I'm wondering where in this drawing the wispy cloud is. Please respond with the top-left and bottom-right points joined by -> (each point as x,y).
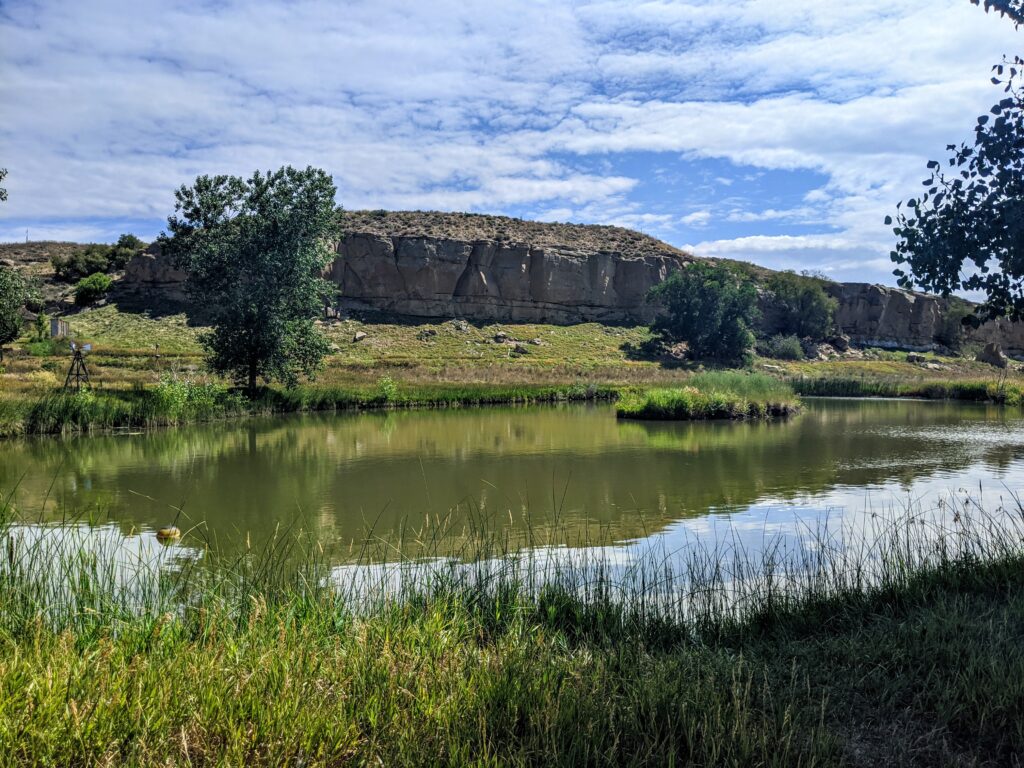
0,0 -> 1019,286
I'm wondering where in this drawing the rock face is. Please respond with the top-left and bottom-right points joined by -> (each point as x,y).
120,211 -> 1024,354
826,282 -> 1024,358
827,283 -> 946,352
327,233 -> 687,323
119,245 -> 188,303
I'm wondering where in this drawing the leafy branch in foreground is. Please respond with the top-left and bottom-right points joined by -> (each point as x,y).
971,0 -> 1024,26
889,55 -> 1024,324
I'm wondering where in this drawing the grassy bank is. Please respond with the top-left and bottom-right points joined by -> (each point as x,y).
1,497 -> 1023,765
790,374 -> 1024,404
616,371 -> 800,420
0,379 -> 619,438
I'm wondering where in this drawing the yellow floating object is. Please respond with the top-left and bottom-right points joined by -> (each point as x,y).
156,526 -> 181,542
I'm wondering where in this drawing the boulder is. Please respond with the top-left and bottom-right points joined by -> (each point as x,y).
906,353 -> 927,363
352,331 -> 367,343
976,341 -> 1008,368
827,334 -> 851,352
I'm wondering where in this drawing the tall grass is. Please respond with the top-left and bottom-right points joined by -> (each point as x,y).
2,489 -> 1023,764
616,371 -> 799,420
0,380 -> 619,438
791,374 -> 1024,404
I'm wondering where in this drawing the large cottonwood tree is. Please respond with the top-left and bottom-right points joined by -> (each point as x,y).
163,166 -> 339,391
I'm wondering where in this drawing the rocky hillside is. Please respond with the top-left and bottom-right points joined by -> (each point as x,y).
340,211 -> 687,259
11,214 -> 1024,356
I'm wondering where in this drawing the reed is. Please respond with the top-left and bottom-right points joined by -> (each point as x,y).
790,374 -> 1024,404
1,488 -> 1022,765
616,371 -> 799,420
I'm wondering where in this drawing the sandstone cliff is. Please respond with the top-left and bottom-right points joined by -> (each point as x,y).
119,210 -> 1024,355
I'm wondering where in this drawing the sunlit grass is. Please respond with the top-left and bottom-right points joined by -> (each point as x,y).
616,372 -> 799,420
1,490 -> 1023,765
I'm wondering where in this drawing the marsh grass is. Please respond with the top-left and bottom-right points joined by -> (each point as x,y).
616,372 -> 799,420
1,486 -> 1023,765
790,374 -> 1024,404
0,381 -> 620,438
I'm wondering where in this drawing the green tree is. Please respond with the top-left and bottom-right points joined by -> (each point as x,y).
648,261 -> 759,365
766,271 -> 837,339
52,234 -> 146,281
163,166 -> 339,392
108,233 -> 145,270
0,267 -> 30,362
74,273 -> 113,306
890,3 -> 1022,323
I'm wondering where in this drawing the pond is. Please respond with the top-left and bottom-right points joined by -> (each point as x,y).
2,398 -> 1024,575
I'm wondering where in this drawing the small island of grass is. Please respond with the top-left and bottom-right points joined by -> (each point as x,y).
616,371 -> 800,421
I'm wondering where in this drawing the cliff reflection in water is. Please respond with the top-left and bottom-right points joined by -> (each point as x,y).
1,399 -> 1023,563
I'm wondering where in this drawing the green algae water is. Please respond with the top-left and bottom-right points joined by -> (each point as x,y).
2,398 -> 1023,566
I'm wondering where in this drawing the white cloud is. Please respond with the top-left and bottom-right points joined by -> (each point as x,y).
0,0 -> 1020,286
681,210 -> 712,227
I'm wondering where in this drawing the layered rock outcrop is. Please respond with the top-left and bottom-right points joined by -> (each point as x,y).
120,211 -> 1024,355
328,233 -> 687,323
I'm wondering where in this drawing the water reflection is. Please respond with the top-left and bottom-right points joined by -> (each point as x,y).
0,399 -> 1022,564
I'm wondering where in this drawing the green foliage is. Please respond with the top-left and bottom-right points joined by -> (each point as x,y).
758,333 -> 805,360
52,234 -> 145,281
163,166 -> 340,391
377,375 -> 398,402
765,271 -> 837,339
790,375 -> 1024,405
937,298 -> 973,350
0,267 -> 31,360
31,313 -> 48,342
73,272 -> 112,306
4,500 -> 1024,763
617,372 -> 798,420
890,56 -> 1024,322
648,261 -> 759,365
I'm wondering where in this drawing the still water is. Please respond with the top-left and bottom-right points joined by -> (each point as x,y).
2,398 -> 1023,569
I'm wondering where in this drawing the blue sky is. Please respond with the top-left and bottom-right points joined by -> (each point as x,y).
0,0 -> 1020,286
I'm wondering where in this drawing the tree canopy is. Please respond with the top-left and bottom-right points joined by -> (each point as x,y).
889,57 -> 1024,323
648,261 -> 759,365
163,166 -> 340,391
765,271 -> 837,339
0,267 -> 32,362
971,0 -> 1024,26
890,1 -> 1024,322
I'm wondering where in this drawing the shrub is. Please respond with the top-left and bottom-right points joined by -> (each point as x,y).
765,271 -> 837,340
937,298 -> 973,351
32,312 -> 48,342
52,234 -> 145,281
378,375 -> 398,402
0,266 -> 32,361
648,262 -> 759,365
73,273 -> 113,306
758,334 -> 805,360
